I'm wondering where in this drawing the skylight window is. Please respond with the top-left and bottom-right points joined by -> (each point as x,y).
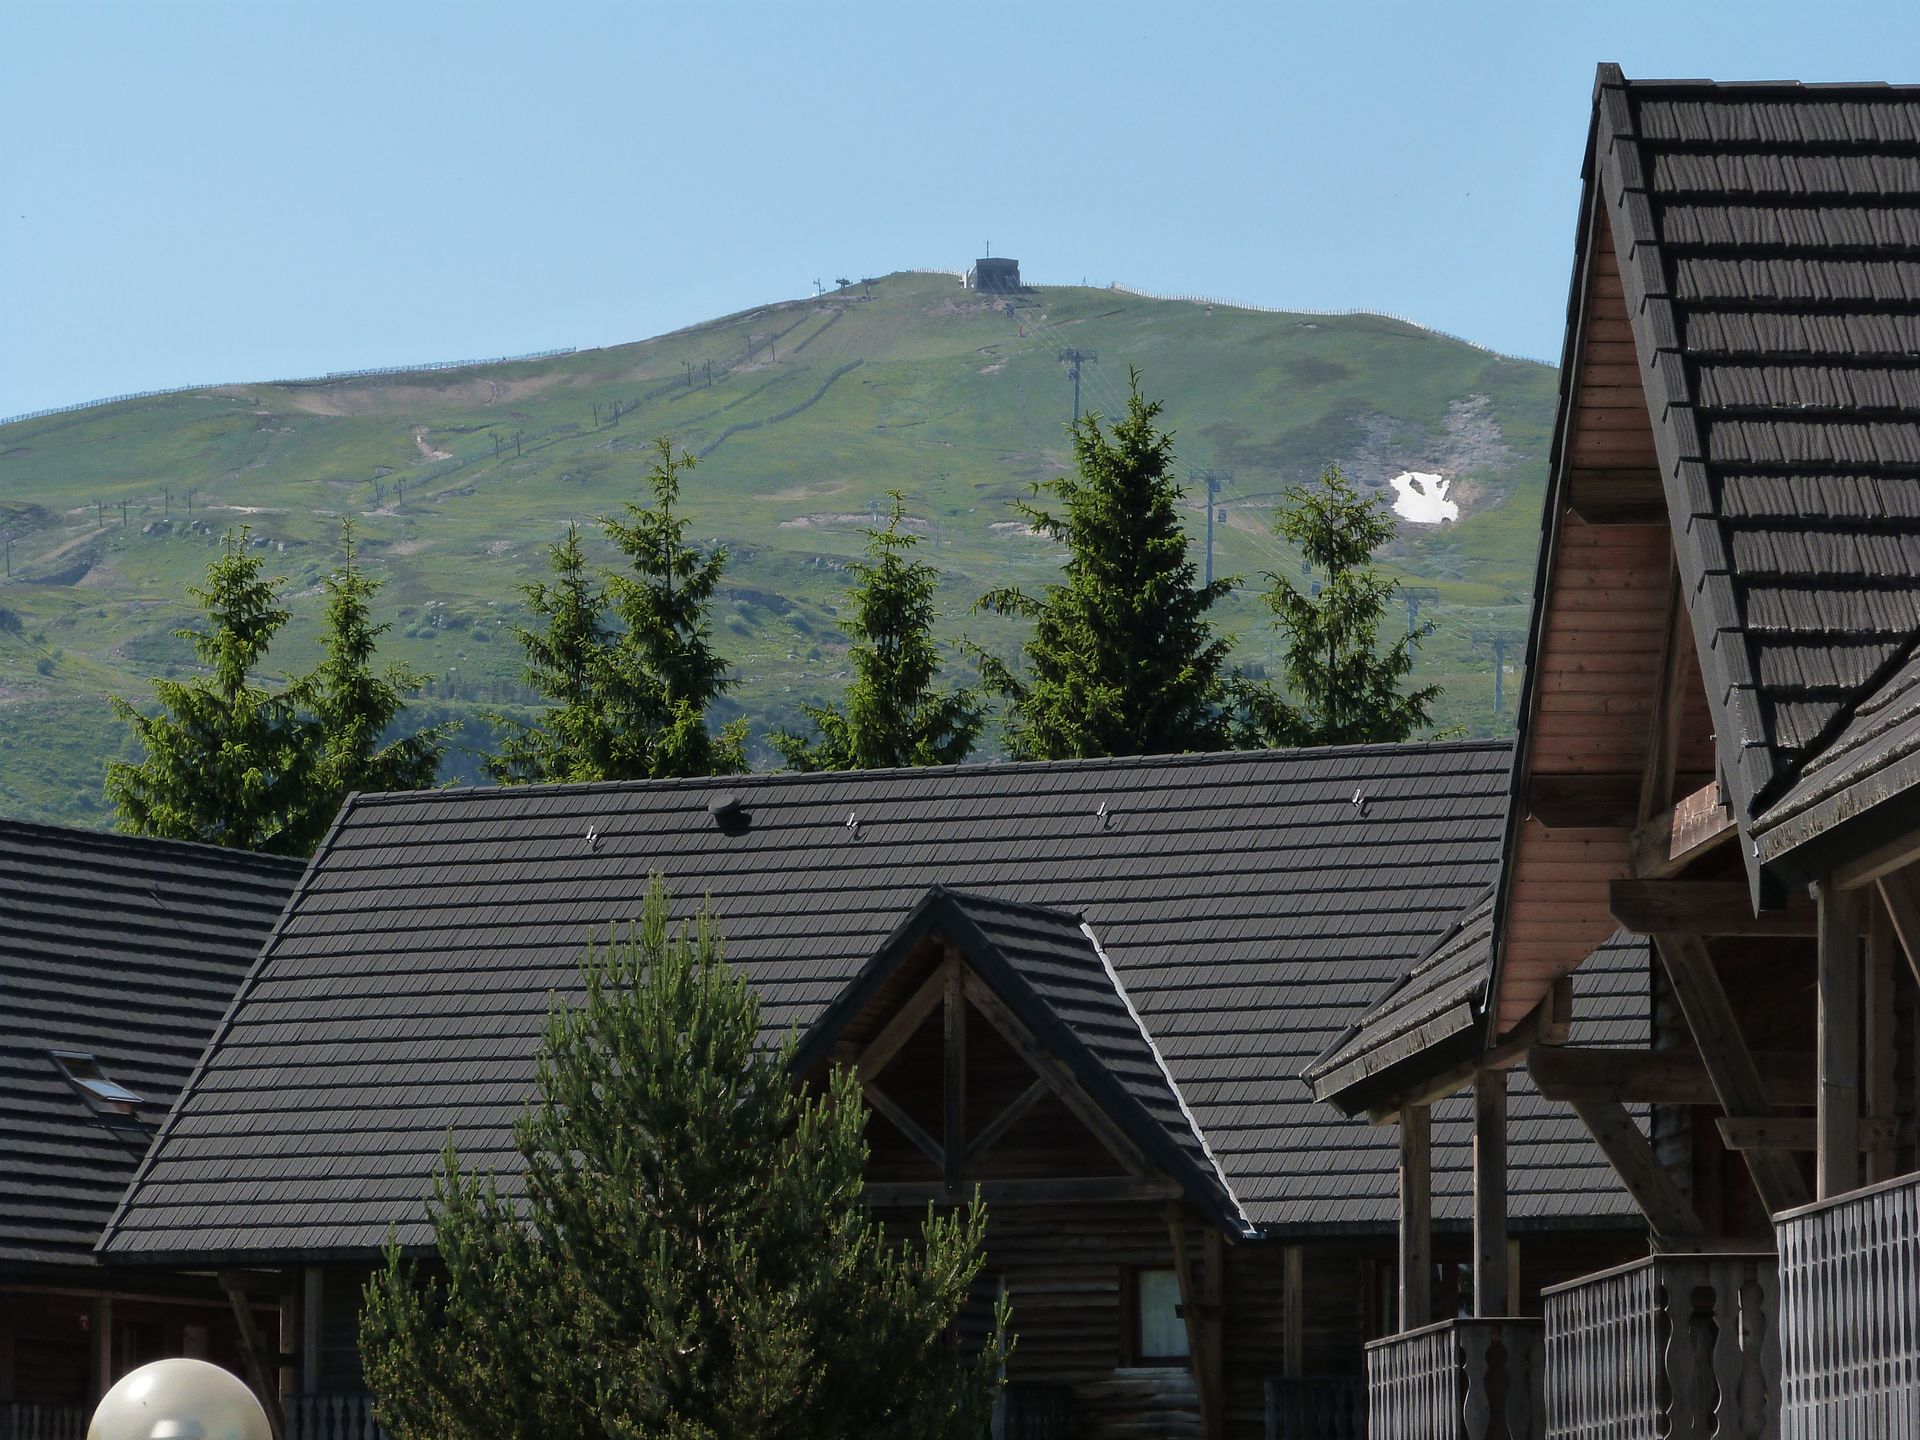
50,1050 -> 144,1116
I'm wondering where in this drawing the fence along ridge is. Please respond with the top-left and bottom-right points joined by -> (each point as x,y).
0,346 -> 580,428
1099,282 -> 1544,363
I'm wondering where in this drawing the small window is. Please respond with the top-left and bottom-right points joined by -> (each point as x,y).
1133,1268 -> 1191,1362
50,1051 -> 144,1115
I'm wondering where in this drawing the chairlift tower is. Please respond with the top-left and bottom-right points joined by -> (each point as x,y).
1058,348 -> 1098,423
1193,469 -> 1230,587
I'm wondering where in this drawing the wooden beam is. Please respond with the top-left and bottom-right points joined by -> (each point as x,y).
1527,1045 -> 1815,1106
219,1272 -> 287,1440
1566,469 -> 1666,526
1202,1227 -> 1226,1440
1816,882 -> 1861,1200
301,1265 -> 322,1393
1567,1097 -> 1705,1240
1874,871 -> 1920,986
1714,1115 -> 1896,1151
1168,1206 -> 1222,1440
856,959 -> 951,1081
1609,880 -> 1815,937
1637,566 -> 1685,823
1527,772 -> 1641,829
1630,783 -> 1734,878
1835,829 -> 1920,892
959,971 -> 1154,1177
862,1081 -> 944,1169
1398,1103 -> 1432,1330
863,1175 -> 1181,1208
1368,979 -> 1568,1123
963,1077 -> 1049,1164
1281,1246 -> 1304,1377
1472,1069 -> 1508,1319
943,964 -> 966,1193
1866,898 -> 1900,1184
1652,932 -> 1810,1214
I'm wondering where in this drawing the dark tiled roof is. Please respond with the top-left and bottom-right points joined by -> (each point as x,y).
98,743 -> 1637,1260
1595,67 -> 1920,858
0,819 -> 303,1272
1306,891 -> 1496,1098
795,886 -> 1245,1230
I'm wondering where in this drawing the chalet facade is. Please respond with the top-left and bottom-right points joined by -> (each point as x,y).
97,745 -> 1646,1440
0,820 -> 302,1438
1314,66 -> 1920,1439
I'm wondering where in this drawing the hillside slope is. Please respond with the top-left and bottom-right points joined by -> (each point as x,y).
0,272 -> 1553,827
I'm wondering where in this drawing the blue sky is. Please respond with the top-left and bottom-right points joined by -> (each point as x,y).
5,0 -> 1919,415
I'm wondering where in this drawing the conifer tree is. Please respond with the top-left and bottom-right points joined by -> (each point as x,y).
106,528 -> 307,852
488,524 -> 625,784
974,370 -> 1233,759
361,879 -> 1007,1440
1241,464 -> 1441,747
773,493 -> 981,772
600,437 -> 745,778
283,520 -> 450,850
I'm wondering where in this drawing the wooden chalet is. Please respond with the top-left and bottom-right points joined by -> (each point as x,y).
1313,65 -> 1920,1439
96,746 -> 1645,1440
0,819 -> 303,1439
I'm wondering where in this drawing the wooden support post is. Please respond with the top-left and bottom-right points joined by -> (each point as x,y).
91,1294 -> 113,1401
1166,1206 -> 1221,1440
1281,1245 -> 1304,1377
301,1265 -> 322,1394
1866,898 -> 1900,1185
220,1273 -> 287,1440
1505,1239 -> 1522,1318
1651,932 -> 1810,1214
1472,1069 -> 1509,1317
1568,1097 -> 1705,1239
1202,1228 -> 1226,1440
943,964 -> 966,1193
1816,882 -> 1861,1200
1398,1103 -> 1432,1331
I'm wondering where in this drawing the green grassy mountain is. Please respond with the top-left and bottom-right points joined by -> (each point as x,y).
0,271 -> 1552,828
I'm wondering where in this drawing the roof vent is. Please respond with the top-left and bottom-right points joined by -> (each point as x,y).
1351,787 -> 1370,816
846,811 -> 861,839
709,793 -> 750,836
585,825 -> 601,852
50,1050 -> 144,1116
1096,800 -> 1112,830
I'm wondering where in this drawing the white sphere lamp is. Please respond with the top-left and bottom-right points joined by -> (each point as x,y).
88,1358 -> 272,1440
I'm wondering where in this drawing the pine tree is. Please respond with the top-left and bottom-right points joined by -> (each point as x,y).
283,519 -> 449,850
488,524 -> 626,784
974,370 -> 1233,760
773,493 -> 981,772
1242,464 -> 1441,747
361,878 -> 1007,1440
600,437 -> 745,778
106,528 -> 306,852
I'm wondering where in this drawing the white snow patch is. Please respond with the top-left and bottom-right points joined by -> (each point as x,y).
1389,471 -> 1459,525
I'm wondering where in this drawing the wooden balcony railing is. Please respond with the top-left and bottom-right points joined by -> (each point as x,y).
1776,1169 -> 1920,1438
1265,1374 -> 1366,1440
1365,1318 -> 1544,1440
285,1393 -> 388,1440
1541,1252 -> 1777,1439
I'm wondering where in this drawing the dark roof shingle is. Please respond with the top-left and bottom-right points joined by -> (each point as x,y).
0,820 -> 303,1272
99,743 -> 1639,1259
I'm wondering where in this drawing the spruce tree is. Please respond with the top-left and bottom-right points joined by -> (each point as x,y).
974,370 -> 1233,759
283,520 -> 450,850
106,528 -> 306,852
1242,464 -> 1441,746
361,878 -> 1007,1440
773,493 -> 981,772
488,524 -> 626,784
600,437 -> 745,778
